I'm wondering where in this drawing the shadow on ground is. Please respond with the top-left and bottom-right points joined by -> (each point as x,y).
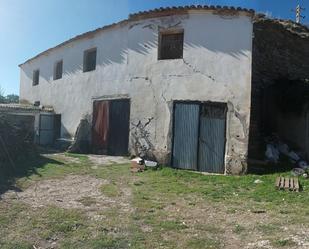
248,162 -> 294,175
0,151 -> 63,197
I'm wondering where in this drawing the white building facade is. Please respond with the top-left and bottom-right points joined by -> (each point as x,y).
19,7 -> 254,174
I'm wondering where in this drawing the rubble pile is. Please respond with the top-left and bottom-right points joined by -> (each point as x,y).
0,115 -> 35,166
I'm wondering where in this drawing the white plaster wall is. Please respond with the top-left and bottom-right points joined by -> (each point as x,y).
20,11 -> 253,174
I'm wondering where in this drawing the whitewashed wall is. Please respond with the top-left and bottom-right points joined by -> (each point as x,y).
20,11 -> 253,174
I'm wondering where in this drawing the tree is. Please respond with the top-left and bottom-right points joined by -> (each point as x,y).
0,86 -> 19,104
0,86 -> 5,103
5,94 -> 19,103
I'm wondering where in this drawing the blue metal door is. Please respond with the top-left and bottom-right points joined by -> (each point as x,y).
39,114 -> 54,145
172,103 -> 200,170
198,104 -> 226,173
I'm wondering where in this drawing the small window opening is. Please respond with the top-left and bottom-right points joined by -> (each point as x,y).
158,31 -> 184,60
54,60 -> 63,80
34,101 -> 40,106
83,48 -> 97,72
33,70 -> 40,86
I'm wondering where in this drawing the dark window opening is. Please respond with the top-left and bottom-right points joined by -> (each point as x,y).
34,101 -> 40,106
54,60 -> 63,80
54,114 -> 61,140
83,48 -> 97,72
33,70 -> 40,86
159,31 -> 184,60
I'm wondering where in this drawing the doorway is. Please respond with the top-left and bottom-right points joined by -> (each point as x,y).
92,99 -> 130,156
172,102 -> 227,173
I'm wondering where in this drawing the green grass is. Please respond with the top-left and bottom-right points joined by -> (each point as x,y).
0,152 -> 309,248
186,238 -> 221,249
273,239 -> 297,247
64,152 -> 89,162
100,183 -> 121,197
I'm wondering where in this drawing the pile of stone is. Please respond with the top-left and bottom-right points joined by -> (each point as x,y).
0,115 -> 34,166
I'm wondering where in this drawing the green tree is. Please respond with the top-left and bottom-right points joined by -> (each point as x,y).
0,86 -> 5,103
5,94 -> 19,103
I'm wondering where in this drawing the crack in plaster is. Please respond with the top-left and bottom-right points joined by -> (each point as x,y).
183,59 -> 216,81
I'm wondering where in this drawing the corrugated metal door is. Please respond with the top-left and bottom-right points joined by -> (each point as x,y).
172,103 -> 200,170
39,114 -> 54,145
198,104 -> 226,173
108,99 -> 130,156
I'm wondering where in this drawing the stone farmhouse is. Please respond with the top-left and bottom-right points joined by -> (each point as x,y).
19,6 -> 309,174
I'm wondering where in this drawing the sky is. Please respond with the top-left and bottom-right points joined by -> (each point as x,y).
0,0 -> 308,95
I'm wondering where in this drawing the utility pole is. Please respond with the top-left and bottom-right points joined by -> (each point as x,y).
295,4 -> 305,23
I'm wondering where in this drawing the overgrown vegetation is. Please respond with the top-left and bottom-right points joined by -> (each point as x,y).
0,153 -> 308,248
0,87 -> 19,104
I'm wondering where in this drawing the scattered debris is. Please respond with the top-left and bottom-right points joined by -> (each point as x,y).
275,176 -> 300,192
130,157 -> 145,173
130,157 -> 159,172
265,143 -> 279,163
254,179 -> 263,184
265,135 -> 309,173
291,168 -> 305,177
144,160 -> 158,168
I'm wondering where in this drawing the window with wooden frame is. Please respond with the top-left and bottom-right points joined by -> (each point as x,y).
33,69 -> 40,86
53,60 -> 63,80
158,30 -> 184,60
83,48 -> 97,72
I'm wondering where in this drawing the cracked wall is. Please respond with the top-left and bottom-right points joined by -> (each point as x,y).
20,11 -> 253,174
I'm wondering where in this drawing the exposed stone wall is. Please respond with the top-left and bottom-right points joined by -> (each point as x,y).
249,16 -> 309,158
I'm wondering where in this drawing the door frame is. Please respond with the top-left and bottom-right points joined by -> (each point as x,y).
91,97 -> 131,155
171,100 -> 228,173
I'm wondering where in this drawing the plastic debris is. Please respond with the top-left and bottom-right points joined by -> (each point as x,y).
265,144 -> 279,163
288,151 -> 300,162
264,135 -> 309,174
298,160 -> 309,169
291,168 -> 305,177
144,160 -> 158,167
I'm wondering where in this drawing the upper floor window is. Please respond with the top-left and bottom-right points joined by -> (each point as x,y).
54,60 -> 63,80
158,31 -> 184,60
83,48 -> 97,72
33,69 -> 40,86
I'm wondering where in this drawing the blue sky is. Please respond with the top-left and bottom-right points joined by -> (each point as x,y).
0,0 -> 308,95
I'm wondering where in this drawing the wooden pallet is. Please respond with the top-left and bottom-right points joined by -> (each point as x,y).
275,177 -> 300,192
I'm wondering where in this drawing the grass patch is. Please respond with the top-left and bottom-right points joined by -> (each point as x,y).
77,196 -> 97,206
233,224 -> 246,234
186,238 -> 221,249
256,223 -> 280,235
64,152 -> 88,161
1,153 -> 309,248
158,220 -> 188,231
273,238 -> 297,247
100,183 -> 121,197
0,241 -> 33,249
